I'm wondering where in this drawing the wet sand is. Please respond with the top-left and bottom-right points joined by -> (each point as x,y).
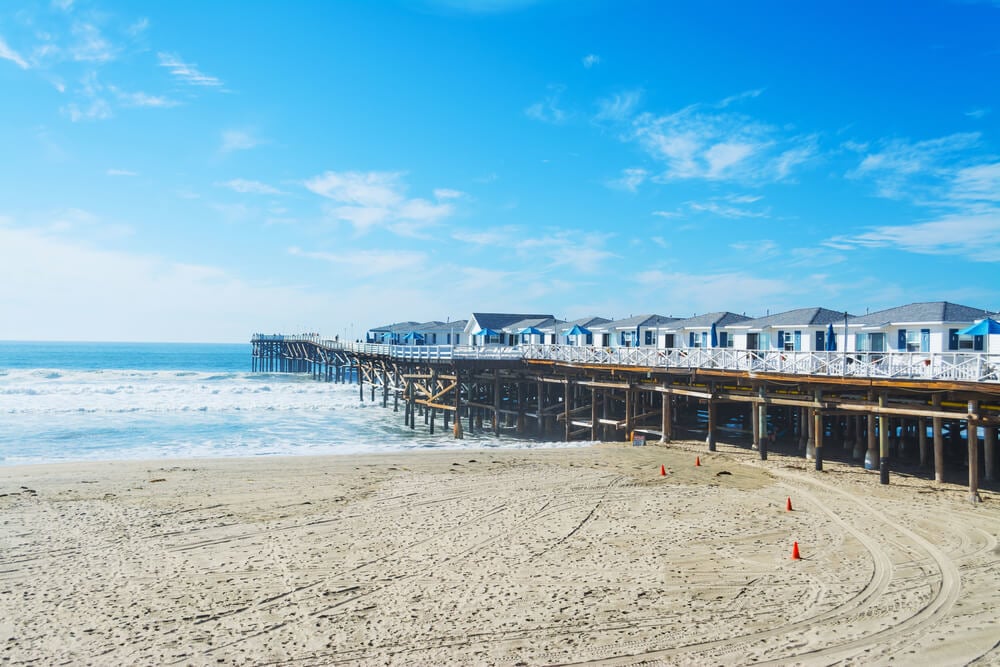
1,441 -> 999,665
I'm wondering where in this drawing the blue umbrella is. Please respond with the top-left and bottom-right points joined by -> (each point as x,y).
566,324 -> 592,336
402,331 -> 425,342
518,326 -> 544,335
475,328 -> 501,337
710,322 -> 718,348
825,322 -> 837,351
957,318 -> 1000,335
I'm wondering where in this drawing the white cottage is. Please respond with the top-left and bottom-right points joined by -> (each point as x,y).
725,307 -> 850,352
663,312 -> 752,349
847,301 -> 993,353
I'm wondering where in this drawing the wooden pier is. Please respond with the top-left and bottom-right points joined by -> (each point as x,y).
251,334 -> 1000,502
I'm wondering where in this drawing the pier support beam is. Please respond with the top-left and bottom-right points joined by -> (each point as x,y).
453,370 -> 464,440
660,387 -> 671,443
968,400 -> 981,503
986,425 -> 996,483
706,384 -> 717,452
879,393 -> 890,484
933,395 -> 944,483
758,387 -> 768,460
813,390 -> 823,471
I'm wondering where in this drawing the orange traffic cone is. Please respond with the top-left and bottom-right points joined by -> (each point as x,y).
786,497 -> 793,512
695,456 -> 701,467
791,541 -> 801,560
659,464 -> 666,476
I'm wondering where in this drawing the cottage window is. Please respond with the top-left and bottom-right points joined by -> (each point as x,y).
856,332 -> 886,352
747,333 -> 759,350
663,334 -> 675,348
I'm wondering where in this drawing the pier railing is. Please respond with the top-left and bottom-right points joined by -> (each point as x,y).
253,335 -> 1000,383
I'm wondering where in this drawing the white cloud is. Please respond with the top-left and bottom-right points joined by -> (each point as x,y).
288,246 -> 427,276
826,211 -> 1000,262
595,89 -> 642,121
602,90 -> 815,183
158,52 -> 223,87
651,210 -> 681,218
452,226 -> 519,246
220,129 -> 260,153
70,23 -> 115,63
433,188 -> 464,200
608,167 -> 648,192
633,269 -> 792,313
218,178 -> 284,195
515,232 -> 617,273
525,84 -> 568,124
0,37 -> 29,69
687,194 -> 770,219
582,53 -> 600,68
127,18 -> 149,37
51,0 -> 74,9
949,162 -> 1000,202
0,223 -> 316,342
304,170 -> 456,233
107,168 -> 137,177
63,98 -> 112,122
965,107 -> 990,119
110,86 -> 177,108
845,132 -> 980,199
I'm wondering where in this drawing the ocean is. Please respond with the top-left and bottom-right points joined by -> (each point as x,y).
0,341 -> 567,466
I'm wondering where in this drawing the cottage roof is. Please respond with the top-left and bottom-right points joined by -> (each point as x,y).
505,316 -> 561,333
470,312 -> 554,331
602,314 -> 678,330
369,321 -> 421,332
412,320 -> 467,333
848,301 -> 990,326
561,316 -> 612,331
732,307 -> 852,329
664,311 -> 752,330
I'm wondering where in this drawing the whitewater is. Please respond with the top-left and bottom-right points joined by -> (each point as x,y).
0,342 -> 569,465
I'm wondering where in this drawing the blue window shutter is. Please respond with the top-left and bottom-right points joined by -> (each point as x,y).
898,329 -> 906,350
920,329 -> 930,352
777,331 -> 785,349
794,331 -> 801,351
948,329 -> 958,350
720,332 -> 728,347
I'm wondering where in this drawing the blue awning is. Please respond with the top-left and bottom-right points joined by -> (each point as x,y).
957,318 -> 1000,336
566,324 -> 592,336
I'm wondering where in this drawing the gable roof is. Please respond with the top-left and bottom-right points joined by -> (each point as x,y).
849,301 -> 990,326
368,321 -> 421,333
504,316 -> 562,333
733,307 -> 852,329
469,312 -> 554,331
601,314 -> 678,330
561,316 -> 612,330
664,311 -> 752,330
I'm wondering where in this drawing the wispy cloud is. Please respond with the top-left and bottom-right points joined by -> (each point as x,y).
69,23 -> 115,63
845,132 -> 980,200
832,131 -> 1000,261
603,90 -> 817,183
433,188 -> 465,200
158,52 -> 223,87
218,179 -> 284,195
126,18 -> 149,37
827,211 -> 1000,262
965,107 -> 990,119
525,84 -> 568,124
595,89 -> 642,122
288,246 -> 428,276
220,129 -> 261,153
608,167 -> 648,192
304,170 -> 456,234
110,86 -> 177,108
514,231 -> 617,273
582,53 -> 600,68
0,36 -> 29,69
63,98 -> 112,122
687,194 -> 770,219
106,168 -> 137,176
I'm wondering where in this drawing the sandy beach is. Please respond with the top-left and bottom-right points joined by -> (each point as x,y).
2,441 -> 999,666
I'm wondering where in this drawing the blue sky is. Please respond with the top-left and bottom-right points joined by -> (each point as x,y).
2,0 -> 999,342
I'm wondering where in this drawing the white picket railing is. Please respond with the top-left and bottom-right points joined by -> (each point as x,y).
252,336 -> 1000,383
